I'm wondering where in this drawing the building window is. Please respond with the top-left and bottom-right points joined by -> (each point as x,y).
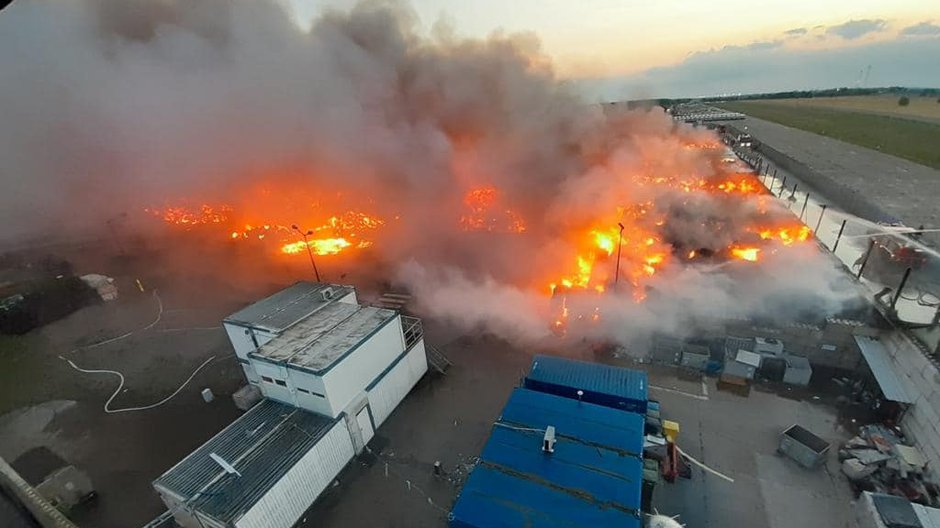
261,376 -> 274,383
296,387 -> 326,398
275,379 -> 287,387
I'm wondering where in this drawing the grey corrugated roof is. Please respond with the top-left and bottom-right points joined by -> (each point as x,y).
153,399 -> 337,525
724,336 -> 754,355
855,336 -> 914,404
223,282 -> 354,333
254,303 -> 396,373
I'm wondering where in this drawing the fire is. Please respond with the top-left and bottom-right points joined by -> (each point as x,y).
280,238 -> 370,256
460,186 -> 527,233
146,204 -> 231,225
146,192 -> 385,258
757,225 -> 811,245
731,247 -> 760,262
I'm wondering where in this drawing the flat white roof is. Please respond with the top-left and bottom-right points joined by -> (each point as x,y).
223,282 -> 354,333
735,349 -> 762,368
253,303 -> 397,374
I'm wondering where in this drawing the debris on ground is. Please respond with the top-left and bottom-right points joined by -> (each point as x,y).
839,424 -> 937,506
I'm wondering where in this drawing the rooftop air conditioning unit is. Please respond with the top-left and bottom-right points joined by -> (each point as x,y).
543,426 -> 556,454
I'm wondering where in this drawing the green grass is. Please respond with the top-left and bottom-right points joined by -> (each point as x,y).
719,102 -> 940,170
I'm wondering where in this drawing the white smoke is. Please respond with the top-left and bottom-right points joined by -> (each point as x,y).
0,0 -> 863,344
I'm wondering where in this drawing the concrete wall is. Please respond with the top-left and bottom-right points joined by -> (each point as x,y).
0,457 -> 77,528
880,330 -> 940,469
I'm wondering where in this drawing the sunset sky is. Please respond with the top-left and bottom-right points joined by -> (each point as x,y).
286,0 -> 940,99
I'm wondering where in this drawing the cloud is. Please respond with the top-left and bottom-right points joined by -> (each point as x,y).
901,21 -> 940,36
578,36 -> 940,99
746,40 -> 782,50
826,19 -> 886,40
784,27 -> 807,36
711,40 -> 782,54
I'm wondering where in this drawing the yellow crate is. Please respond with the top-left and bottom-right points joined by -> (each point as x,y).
662,420 -> 680,442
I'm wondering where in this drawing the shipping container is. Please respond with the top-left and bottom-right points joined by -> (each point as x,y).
450,388 -> 644,528
153,400 -> 355,528
523,354 -> 648,414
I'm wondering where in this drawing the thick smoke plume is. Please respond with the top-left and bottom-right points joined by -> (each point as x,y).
0,0 -> 861,344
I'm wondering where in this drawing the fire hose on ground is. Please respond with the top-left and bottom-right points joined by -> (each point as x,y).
60,289 -> 219,413
60,355 -> 217,414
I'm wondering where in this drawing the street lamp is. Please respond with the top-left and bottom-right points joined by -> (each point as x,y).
291,224 -> 322,282
615,222 -> 625,286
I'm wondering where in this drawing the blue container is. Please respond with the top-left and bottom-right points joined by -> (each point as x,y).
524,354 -> 648,414
450,388 -> 644,528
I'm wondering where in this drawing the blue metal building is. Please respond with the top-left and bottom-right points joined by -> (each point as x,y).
524,354 -> 649,414
450,388 -> 645,528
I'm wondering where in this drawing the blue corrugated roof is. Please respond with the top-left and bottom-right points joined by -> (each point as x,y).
450,388 -> 644,528
525,355 -> 648,413
498,386 -> 644,456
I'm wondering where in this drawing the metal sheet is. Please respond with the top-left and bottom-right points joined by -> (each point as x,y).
254,304 -> 397,373
153,399 -> 339,526
224,282 -> 354,333
524,355 -> 647,413
450,388 -> 644,528
913,502 -> 940,528
855,336 -> 914,404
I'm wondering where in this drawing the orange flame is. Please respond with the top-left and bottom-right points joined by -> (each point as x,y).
731,247 -> 760,261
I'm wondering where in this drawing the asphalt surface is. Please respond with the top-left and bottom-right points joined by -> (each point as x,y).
737,116 -> 940,237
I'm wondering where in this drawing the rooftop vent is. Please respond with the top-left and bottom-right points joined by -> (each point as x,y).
321,287 -> 335,301
542,426 -> 556,454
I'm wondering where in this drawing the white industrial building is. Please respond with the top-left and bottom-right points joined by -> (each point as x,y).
150,282 -> 429,528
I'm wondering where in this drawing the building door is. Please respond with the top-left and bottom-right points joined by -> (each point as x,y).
356,407 -> 374,446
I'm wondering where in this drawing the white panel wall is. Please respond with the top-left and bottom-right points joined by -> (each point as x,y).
287,368 -> 332,416
323,317 -> 406,416
235,420 -> 355,528
368,341 -> 428,427
223,323 -> 276,360
248,359 -> 335,416
251,361 -> 296,406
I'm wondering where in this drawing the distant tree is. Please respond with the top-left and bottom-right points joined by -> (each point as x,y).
937,97 -> 940,104
898,96 -> 910,106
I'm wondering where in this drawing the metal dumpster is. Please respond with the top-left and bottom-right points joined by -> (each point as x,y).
779,424 -> 830,469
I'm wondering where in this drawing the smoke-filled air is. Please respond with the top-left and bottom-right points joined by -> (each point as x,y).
0,0 -> 861,343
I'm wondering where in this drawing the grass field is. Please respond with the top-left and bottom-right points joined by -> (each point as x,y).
720,97 -> 940,169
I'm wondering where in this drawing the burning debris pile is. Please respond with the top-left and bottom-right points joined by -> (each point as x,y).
0,0 -> 860,342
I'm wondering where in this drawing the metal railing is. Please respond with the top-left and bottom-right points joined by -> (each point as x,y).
401,316 -> 424,350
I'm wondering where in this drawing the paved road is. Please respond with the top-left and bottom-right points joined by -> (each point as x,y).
738,116 -> 940,233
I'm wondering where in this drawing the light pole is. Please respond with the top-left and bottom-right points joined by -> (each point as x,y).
291,224 -> 321,282
615,223 -> 625,286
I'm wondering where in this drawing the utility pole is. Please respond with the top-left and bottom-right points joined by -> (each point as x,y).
291,224 -> 322,282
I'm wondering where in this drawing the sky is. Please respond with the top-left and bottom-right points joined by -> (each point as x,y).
285,0 -> 940,99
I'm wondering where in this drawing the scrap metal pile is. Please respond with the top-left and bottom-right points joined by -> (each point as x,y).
840,424 -> 939,505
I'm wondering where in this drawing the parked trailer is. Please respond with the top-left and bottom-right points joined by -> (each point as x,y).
779,424 -> 830,469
